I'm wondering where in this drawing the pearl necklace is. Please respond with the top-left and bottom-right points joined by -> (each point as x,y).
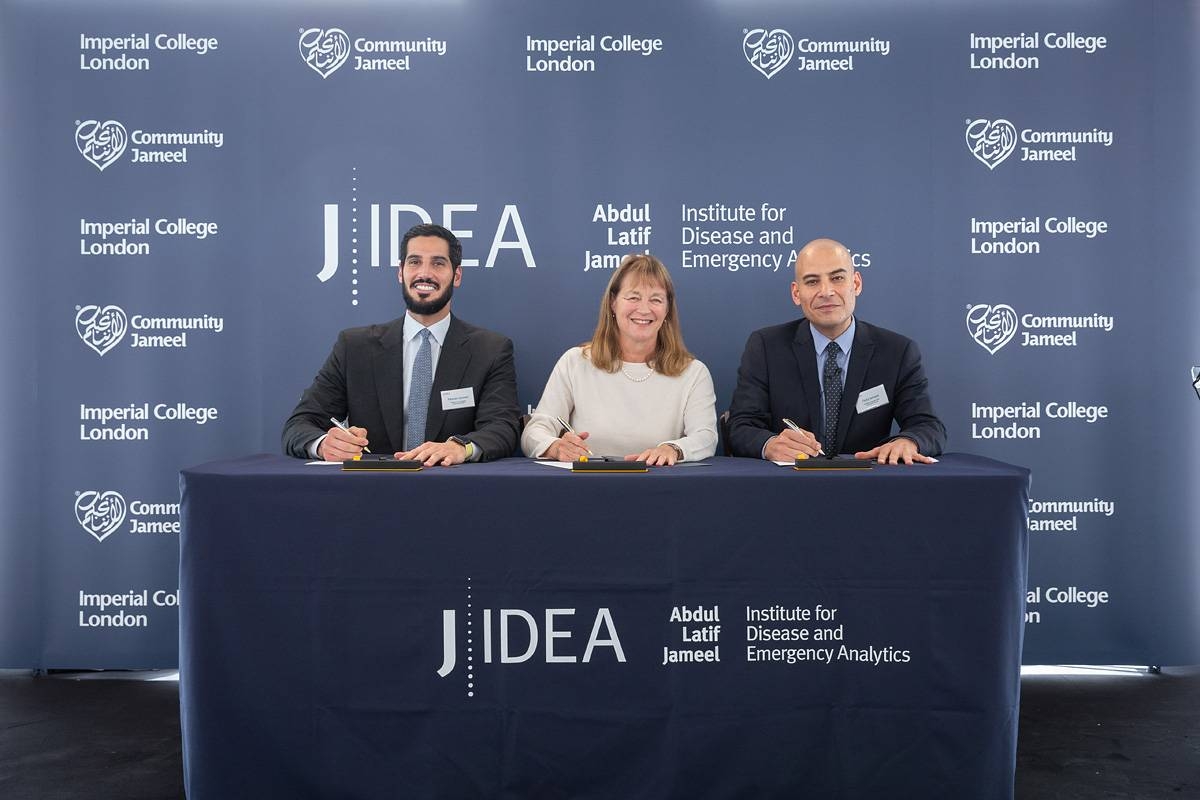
620,362 -> 655,382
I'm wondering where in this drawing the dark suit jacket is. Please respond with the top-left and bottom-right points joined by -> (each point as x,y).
728,318 -> 946,458
282,315 -> 520,459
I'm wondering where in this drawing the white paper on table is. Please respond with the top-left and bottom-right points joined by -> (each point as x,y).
533,460 -> 575,470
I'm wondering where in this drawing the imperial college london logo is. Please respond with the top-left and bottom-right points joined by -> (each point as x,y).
75,491 -> 127,542
299,28 -> 351,78
965,119 -> 1017,170
76,304 -> 128,356
75,119 -> 127,171
743,28 -> 794,79
966,303 -> 1018,354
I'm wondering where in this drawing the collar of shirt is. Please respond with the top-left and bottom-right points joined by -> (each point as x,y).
403,312 -> 452,348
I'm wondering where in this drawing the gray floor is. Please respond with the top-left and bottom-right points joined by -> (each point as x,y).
0,669 -> 183,800
1,666 -> 1197,799
1016,666 -> 1200,799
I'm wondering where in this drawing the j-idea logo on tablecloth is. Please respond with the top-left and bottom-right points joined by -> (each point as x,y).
435,578 -> 627,699
743,28 -> 794,79
299,27 -> 350,78
75,490 -> 127,542
966,303 -> 1019,354
76,304 -> 128,356
965,118 -> 1017,170
75,119 -> 128,171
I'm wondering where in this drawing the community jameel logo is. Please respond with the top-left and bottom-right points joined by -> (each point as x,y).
75,118 -> 224,167
1192,367 -> 1200,400
968,304 -> 1113,351
75,490 -> 127,542
743,28 -> 794,79
299,27 -> 351,78
966,303 -> 1018,354
76,304 -> 128,356
965,118 -> 1017,170
742,27 -> 890,77
75,119 -> 128,171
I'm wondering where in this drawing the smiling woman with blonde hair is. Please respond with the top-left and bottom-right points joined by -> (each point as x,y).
520,253 -> 717,465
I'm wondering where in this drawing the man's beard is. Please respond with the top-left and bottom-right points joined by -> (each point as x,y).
402,281 -> 454,316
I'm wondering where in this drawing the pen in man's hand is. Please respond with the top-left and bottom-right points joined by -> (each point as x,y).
782,418 -> 825,457
330,417 -> 371,454
554,415 -> 594,456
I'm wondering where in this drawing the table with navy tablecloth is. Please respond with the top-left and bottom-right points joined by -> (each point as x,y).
179,453 -> 1029,799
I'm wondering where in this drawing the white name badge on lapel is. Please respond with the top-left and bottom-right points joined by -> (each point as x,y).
855,384 -> 889,414
441,387 -> 476,410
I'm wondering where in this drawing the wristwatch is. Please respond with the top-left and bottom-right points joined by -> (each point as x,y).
449,435 -> 475,461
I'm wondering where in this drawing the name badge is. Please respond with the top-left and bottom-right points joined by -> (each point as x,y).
441,387 -> 476,410
855,384 -> 889,414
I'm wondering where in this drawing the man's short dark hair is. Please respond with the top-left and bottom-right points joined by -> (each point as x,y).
401,223 -> 462,269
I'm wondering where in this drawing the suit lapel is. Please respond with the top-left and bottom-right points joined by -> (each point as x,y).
426,317 -> 472,442
790,321 -> 823,432
374,318 -> 407,452
836,321 -> 874,454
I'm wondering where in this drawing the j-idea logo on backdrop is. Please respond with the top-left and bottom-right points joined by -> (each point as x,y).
1192,367 -> 1200,400
966,303 -> 1019,354
74,490 -> 127,542
299,27 -> 350,78
965,119 -> 1017,170
317,178 -> 536,309
75,119 -> 128,171
743,28 -> 794,79
76,304 -> 128,356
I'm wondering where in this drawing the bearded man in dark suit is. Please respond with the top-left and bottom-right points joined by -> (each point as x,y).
283,223 -> 519,466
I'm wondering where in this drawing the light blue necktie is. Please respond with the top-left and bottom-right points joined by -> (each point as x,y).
405,329 -> 433,450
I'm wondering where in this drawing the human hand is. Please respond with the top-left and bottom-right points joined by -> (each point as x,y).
764,426 -> 822,461
320,425 -> 369,461
545,431 -> 591,462
627,444 -> 680,466
395,440 -> 468,467
855,437 -> 935,465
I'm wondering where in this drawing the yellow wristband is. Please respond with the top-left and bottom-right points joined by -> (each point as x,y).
449,436 -> 474,461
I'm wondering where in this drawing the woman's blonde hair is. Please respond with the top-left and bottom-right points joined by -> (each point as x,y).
585,253 -> 693,377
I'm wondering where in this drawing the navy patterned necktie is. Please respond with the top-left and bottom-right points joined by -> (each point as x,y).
822,341 -> 843,456
405,329 -> 433,451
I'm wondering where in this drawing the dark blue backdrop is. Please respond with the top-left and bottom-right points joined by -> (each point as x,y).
2,0 -> 1197,667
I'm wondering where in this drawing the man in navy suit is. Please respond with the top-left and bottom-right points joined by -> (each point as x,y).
283,224 -> 520,465
728,238 -> 945,465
